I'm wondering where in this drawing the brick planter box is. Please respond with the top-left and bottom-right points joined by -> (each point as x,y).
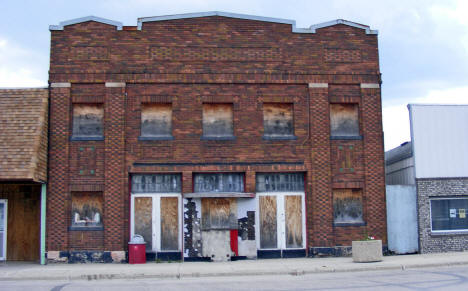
352,240 -> 383,263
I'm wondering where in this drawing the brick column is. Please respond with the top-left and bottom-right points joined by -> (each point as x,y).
361,83 -> 387,243
104,82 -> 126,251
308,83 -> 334,247
47,82 -> 71,251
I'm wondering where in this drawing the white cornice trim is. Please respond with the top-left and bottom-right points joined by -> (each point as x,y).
137,12 -> 377,35
308,83 -> 329,88
310,19 -> 378,35
50,16 -> 123,31
49,13 -> 378,35
50,82 -> 71,88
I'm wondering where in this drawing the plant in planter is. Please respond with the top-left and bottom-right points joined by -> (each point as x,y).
352,230 -> 383,263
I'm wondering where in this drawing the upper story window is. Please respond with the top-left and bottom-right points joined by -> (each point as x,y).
140,103 -> 173,139
72,104 -> 104,140
431,198 -> 468,232
330,104 -> 360,138
202,103 -> 234,139
263,103 -> 295,139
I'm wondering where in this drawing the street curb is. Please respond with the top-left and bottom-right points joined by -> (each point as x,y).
2,260 -> 468,281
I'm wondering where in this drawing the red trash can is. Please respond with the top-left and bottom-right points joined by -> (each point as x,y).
128,235 -> 146,264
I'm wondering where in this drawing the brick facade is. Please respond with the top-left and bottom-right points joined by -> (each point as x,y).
47,14 -> 386,261
417,178 -> 468,253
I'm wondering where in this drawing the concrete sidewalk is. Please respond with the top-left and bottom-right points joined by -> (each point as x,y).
1,252 -> 468,281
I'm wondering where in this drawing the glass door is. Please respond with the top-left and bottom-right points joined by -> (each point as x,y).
257,193 -> 305,250
0,200 -> 7,260
131,194 -> 181,252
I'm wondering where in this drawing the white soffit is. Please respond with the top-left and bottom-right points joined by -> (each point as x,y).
409,104 -> 468,179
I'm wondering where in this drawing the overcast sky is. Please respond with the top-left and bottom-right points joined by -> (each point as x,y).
1,0 -> 467,150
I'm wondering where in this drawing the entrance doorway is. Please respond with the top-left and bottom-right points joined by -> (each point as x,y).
130,194 -> 182,253
256,192 -> 306,251
0,199 -> 6,261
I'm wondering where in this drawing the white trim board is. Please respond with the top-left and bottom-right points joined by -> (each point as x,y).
50,12 -> 377,35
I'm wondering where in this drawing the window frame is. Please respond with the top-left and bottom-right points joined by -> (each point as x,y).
329,103 -> 362,140
262,103 -> 296,140
201,103 -> 235,140
430,197 -> 468,233
70,103 -> 105,141
332,188 -> 365,226
139,102 -> 174,141
69,192 -> 104,231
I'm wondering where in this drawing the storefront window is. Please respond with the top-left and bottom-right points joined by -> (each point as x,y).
132,174 -> 181,193
431,198 -> 468,231
194,173 -> 244,192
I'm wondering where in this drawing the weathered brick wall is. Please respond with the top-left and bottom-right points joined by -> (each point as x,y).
47,16 -> 385,254
417,178 -> 468,253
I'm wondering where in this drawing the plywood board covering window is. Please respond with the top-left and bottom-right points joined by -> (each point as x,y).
285,195 -> 303,248
141,103 -> 172,137
259,196 -> 277,249
333,189 -> 363,223
263,103 -> 294,136
134,197 -> 153,251
201,198 -> 237,230
330,104 -> 359,137
72,104 -> 104,138
160,197 -> 179,250
202,103 -> 233,137
71,192 -> 103,228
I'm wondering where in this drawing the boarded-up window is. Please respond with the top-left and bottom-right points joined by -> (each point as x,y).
202,103 -> 233,137
141,103 -> 172,137
72,104 -> 104,138
71,192 -> 103,228
134,197 -> 153,251
259,196 -> 277,248
194,173 -> 244,193
263,103 -> 294,136
160,197 -> 179,250
256,173 -> 304,192
330,104 -> 359,137
285,195 -> 303,248
201,198 -> 237,230
132,174 -> 181,193
333,189 -> 363,223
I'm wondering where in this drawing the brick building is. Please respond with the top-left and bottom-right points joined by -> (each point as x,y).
47,12 -> 386,263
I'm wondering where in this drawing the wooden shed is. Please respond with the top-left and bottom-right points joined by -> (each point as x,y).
0,88 -> 48,263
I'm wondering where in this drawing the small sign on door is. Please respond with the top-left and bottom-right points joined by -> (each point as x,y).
459,209 -> 466,219
450,209 -> 456,218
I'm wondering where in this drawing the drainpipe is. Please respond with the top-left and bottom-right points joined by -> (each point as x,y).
40,183 -> 46,265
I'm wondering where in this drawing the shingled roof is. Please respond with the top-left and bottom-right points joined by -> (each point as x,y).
0,88 -> 48,183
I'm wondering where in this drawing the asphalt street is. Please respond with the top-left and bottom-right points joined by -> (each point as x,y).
2,265 -> 468,291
